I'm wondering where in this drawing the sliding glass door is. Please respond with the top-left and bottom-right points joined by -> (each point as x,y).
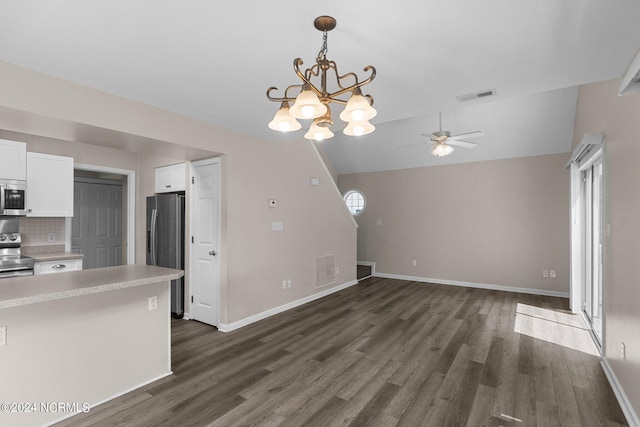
582,158 -> 603,344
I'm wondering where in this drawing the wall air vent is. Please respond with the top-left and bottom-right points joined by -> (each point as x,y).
315,254 -> 337,288
456,89 -> 497,103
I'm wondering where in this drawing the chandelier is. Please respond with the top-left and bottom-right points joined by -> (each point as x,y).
267,16 -> 377,141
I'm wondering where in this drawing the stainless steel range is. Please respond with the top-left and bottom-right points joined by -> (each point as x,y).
0,217 -> 34,278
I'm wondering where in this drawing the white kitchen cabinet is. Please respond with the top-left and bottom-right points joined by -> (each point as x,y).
26,152 -> 74,217
34,258 -> 83,275
0,139 -> 27,180
155,163 -> 186,193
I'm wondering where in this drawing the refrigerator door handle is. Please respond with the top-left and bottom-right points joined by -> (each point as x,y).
150,208 -> 158,266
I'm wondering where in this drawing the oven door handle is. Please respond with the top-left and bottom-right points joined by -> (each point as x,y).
0,184 -> 5,213
0,270 -> 34,279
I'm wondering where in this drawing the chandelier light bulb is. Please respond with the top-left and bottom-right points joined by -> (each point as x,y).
301,105 -> 316,119
268,102 -> 302,133
351,109 -> 365,122
305,119 -> 334,141
343,119 -> 375,137
289,85 -> 327,120
339,88 -> 377,123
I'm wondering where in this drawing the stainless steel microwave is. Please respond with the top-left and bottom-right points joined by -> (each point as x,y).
0,180 -> 27,216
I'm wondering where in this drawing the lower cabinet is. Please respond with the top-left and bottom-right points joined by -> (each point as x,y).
34,258 -> 83,275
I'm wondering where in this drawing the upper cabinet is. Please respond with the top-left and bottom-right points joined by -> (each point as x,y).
0,139 -> 27,181
27,152 -> 74,217
155,163 -> 186,193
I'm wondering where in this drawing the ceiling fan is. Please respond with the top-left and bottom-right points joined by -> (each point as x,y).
400,112 -> 484,157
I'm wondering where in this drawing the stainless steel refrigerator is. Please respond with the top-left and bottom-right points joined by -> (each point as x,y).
146,194 -> 185,317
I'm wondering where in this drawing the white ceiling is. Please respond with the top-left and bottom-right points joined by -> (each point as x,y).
1,1 -> 639,174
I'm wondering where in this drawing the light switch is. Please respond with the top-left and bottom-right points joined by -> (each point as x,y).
309,177 -> 320,186
376,219 -> 383,225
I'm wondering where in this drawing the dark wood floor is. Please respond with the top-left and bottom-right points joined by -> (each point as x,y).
56,277 -> 628,427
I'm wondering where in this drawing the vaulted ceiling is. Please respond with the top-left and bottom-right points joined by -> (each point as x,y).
1,1 -> 639,174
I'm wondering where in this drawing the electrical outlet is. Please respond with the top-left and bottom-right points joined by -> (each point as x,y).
543,270 -> 549,278
282,280 -> 287,289
621,342 -> 626,360
0,326 -> 6,347
287,279 -> 292,288
550,270 -> 556,278
47,233 -> 56,243
148,296 -> 158,311
412,260 -> 417,266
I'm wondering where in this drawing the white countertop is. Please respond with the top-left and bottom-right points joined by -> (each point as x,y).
0,264 -> 183,309
28,252 -> 84,262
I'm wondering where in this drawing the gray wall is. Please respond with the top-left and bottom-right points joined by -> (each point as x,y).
338,152 -> 570,294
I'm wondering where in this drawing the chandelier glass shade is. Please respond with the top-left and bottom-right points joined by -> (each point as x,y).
267,102 -> 302,132
267,16 -> 376,141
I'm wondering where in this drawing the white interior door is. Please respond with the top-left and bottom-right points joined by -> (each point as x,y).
190,159 -> 220,327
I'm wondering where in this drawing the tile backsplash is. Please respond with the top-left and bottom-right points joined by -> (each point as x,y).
19,217 -> 65,247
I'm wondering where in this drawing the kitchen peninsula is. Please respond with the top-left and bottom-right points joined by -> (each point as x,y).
0,264 -> 183,427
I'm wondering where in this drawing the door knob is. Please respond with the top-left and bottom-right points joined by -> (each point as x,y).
209,250 -> 216,256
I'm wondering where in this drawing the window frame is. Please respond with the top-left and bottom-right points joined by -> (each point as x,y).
343,189 -> 366,217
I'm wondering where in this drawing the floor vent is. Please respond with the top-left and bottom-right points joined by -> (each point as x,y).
315,254 -> 337,288
456,88 -> 497,103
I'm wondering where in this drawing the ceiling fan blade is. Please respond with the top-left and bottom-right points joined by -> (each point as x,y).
397,141 -> 428,149
447,140 -> 478,148
447,131 -> 484,141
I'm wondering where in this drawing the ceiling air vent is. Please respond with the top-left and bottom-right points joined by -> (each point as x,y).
456,89 -> 497,103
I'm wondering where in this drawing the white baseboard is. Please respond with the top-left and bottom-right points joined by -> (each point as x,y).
373,272 -> 570,298
218,279 -> 359,333
601,357 -> 640,427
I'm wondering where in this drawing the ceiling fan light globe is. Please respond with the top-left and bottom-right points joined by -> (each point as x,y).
339,92 -> 377,122
268,104 -> 302,132
343,119 -> 375,137
290,89 -> 327,119
431,143 -> 454,157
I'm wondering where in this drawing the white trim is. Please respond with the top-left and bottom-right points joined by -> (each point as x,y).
358,261 -> 376,275
218,279 -> 359,333
373,272 -> 570,298
189,157 -> 221,327
44,371 -> 173,427
70,163 -> 136,264
309,142 -> 358,228
565,133 -> 604,168
601,358 -> 640,427
342,188 -> 367,217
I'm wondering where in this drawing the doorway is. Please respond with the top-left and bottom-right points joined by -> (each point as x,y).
189,158 -> 220,327
570,137 -> 605,350
68,164 -> 136,265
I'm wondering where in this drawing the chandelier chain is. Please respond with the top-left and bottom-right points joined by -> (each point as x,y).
316,30 -> 329,62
